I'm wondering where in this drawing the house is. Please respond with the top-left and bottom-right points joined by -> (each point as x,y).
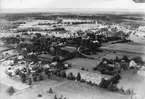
120,60 -> 129,70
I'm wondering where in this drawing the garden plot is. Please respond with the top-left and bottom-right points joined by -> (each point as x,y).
101,43 -> 145,54
66,68 -> 112,85
65,58 -> 100,71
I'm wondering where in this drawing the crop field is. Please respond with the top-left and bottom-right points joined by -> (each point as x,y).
100,43 -> 145,54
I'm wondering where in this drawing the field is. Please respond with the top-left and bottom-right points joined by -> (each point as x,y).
65,58 -> 100,71
54,81 -> 130,99
117,70 -> 145,98
100,43 -> 145,54
66,68 -> 112,84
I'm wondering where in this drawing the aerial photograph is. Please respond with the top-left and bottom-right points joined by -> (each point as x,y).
0,0 -> 145,99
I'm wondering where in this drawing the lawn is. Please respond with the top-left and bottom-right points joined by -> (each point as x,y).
65,58 -> 100,71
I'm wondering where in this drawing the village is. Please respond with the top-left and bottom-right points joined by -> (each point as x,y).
0,13 -> 145,99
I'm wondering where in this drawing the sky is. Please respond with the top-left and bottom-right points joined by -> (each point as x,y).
1,0 -> 145,13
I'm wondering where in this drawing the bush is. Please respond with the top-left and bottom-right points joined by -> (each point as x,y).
8,72 -> 12,77
93,67 -> 98,71
81,67 -> 85,70
107,84 -> 118,92
126,88 -> 131,95
80,79 -> 86,83
118,87 -> 125,94
6,86 -> 15,96
38,94 -> 42,97
76,72 -> 81,81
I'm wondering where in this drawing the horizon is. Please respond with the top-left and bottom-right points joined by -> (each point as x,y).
1,0 -> 145,13
1,8 -> 145,14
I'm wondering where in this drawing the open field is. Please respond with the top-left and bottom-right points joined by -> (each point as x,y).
100,43 -> 145,54
55,81 -> 130,99
117,70 -> 145,98
65,58 -> 100,71
0,83 -> 12,99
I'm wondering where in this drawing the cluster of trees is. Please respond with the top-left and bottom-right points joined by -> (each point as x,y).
99,73 -> 133,94
71,21 -> 94,25
52,70 -> 82,81
2,36 -> 21,45
99,73 -> 121,91
16,27 -> 66,33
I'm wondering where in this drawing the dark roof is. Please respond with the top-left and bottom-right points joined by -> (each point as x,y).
61,46 -> 76,53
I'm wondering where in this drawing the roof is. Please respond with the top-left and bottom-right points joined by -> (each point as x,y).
61,46 -> 76,53
129,60 -> 137,67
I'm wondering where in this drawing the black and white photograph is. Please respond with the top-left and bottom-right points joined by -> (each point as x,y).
0,0 -> 145,99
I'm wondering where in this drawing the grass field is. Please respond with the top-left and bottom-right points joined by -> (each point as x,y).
100,43 -> 145,54
65,58 -> 100,71
117,70 -> 145,99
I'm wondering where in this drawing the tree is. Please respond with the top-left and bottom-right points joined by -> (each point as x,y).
99,78 -> 111,88
49,88 -> 53,94
81,67 -> 85,70
115,56 -> 120,62
67,72 -> 75,80
56,71 -> 61,77
52,56 -> 61,62
132,56 -> 144,65
54,94 -> 57,99
28,78 -> 32,85
77,72 -> 81,81
122,55 -> 129,62
60,71 -> 66,78
6,86 -> 15,96
110,73 -> 121,84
